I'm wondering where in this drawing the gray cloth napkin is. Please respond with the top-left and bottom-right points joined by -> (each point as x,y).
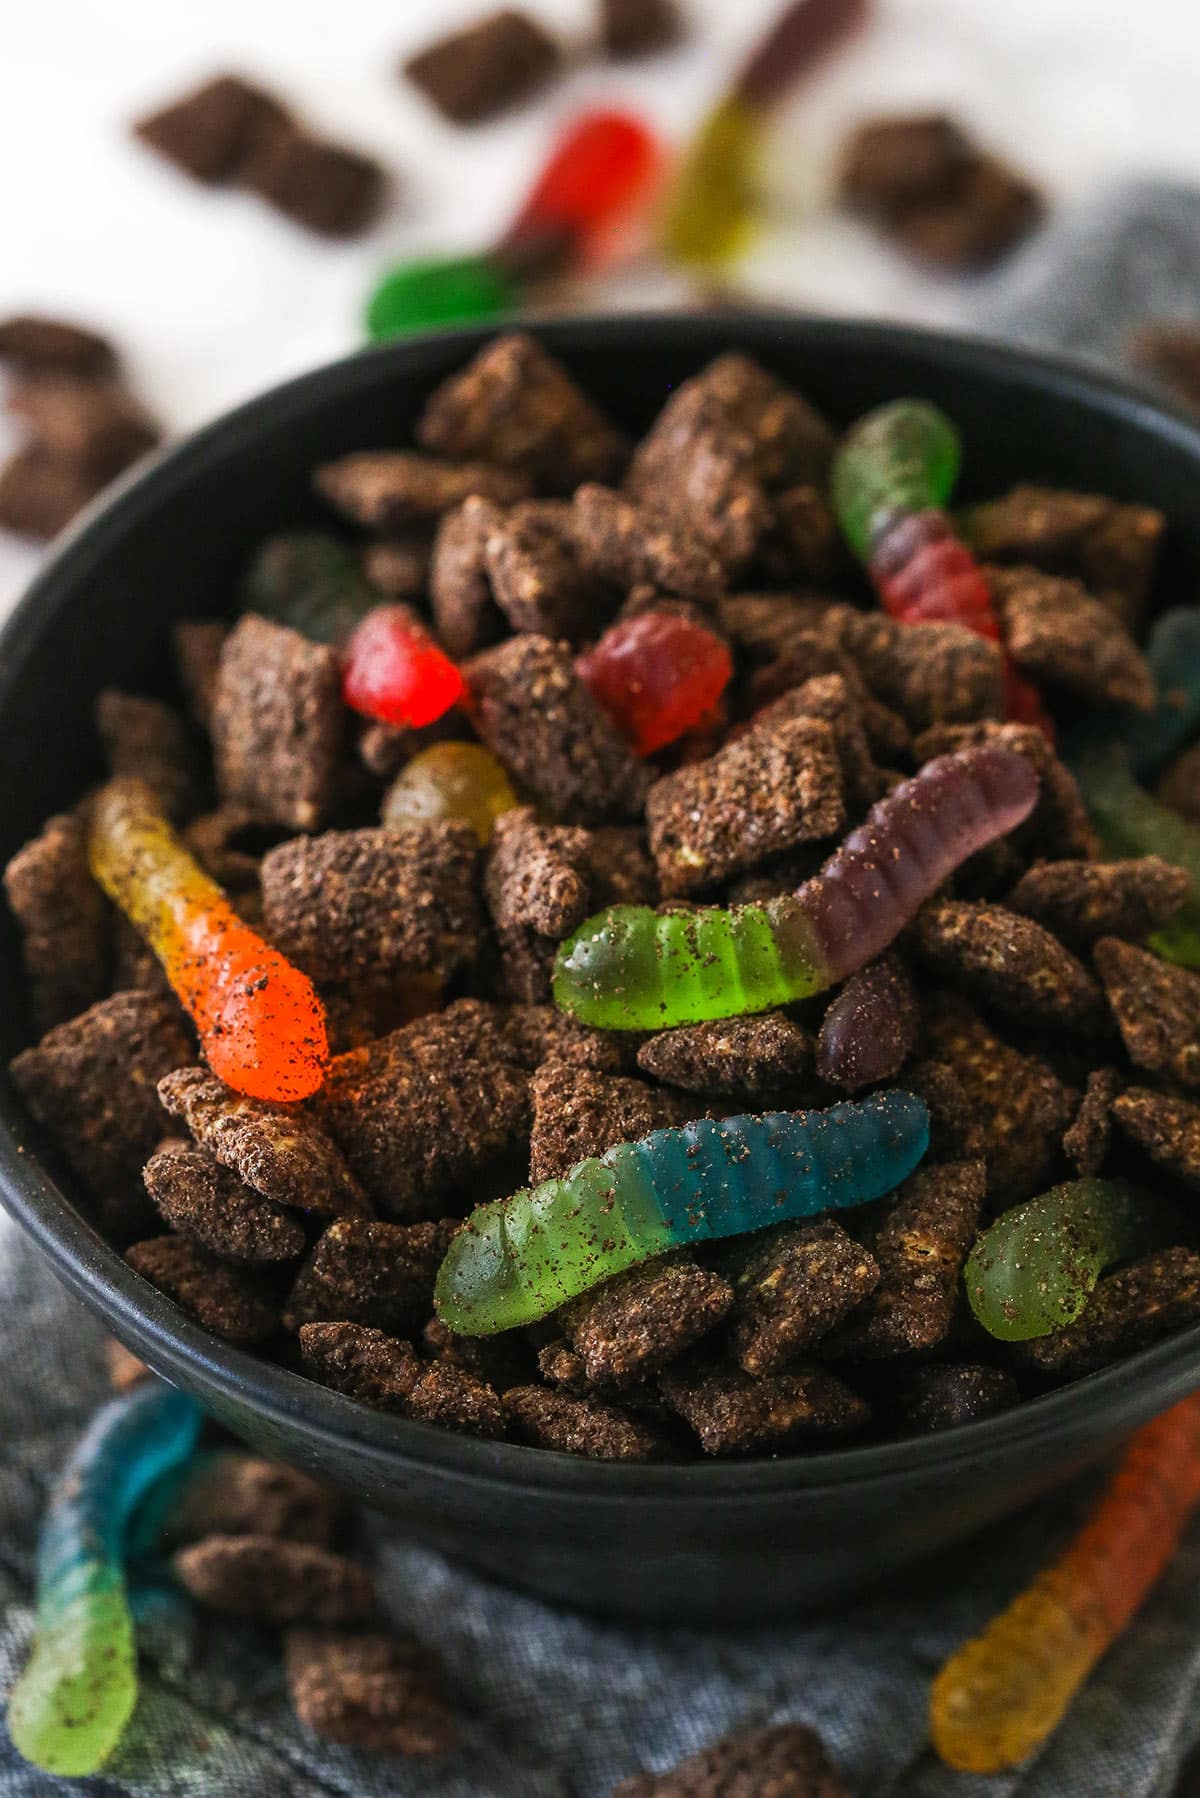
8,181 -> 1200,1796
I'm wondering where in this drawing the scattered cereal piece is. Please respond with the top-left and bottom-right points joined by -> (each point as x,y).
485,806 -> 590,938
423,1313 -> 531,1391
158,1065 -> 366,1217
285,1628 -> 455,1756
362,536 -> 431,600
1007,856 -> 1190,950
1017,1248 -> 1200,1378
144,1138 -> 305,1262
559,1256 -> 733,1386
211,615 -> 345,832
405,1359 -> 505,1438
319,1026 -> 530,1216
315,451 -> 528,531
238,124 -> 386,239
8,377 -> 159,477
897,1363 -> 1020,1433
0,314 -> 117,379
614,1721 -> 851,1798
582,826 -> 658,907
418,333 -> 627,490
0,446 -> 109,539
298,1321 -> 421,1410
173,1534 -> 374,1626
503,1385 -> 668,1460
95,689 -> 197,822
660,1360 -> 869,1455
483,498 -> 608,641
964,484 -> 1164,626
889,157 -> 1043,268
816,954 -> 919,1091
402,10 -> 561,124
104,1339 -> 149,1392
134,73 -> 288,182
758,672 -> 886,813
599,0 -> 685,58
1157,742 -> 1200,823
840,113 -> 974,214
284,1218 -> 458,1333
627,399 -> 770,575
904,1058 -> 983,1165
173,619 -> 228,730
465,633 -> 648,823
529,1059 -> 694,1183
826,607 -> 1005,729
183,804 -> 276,894
3,811 -> 109,1032
570,484 -> 726,606
645,713 -> 844,896
429,496 -> 507,656
10,990 -> 192,1235
728,1221 -> 880,1374
827,1160 -> 984,1358
125,1235 -> 279,1343
1095,937 -> 1200,1090
1132,323 -> 1200,413
633,353 -> 833,494
261,823 -> 484,986
637,1012 -> 813,1099
163,1453 -> 341,1548
909,900 -> 1108,1034
499,1002 -> 624,1073
990,567 -> 1155,710
1113,1087 -> 1200,1188
1064,1068 -> 1123,1178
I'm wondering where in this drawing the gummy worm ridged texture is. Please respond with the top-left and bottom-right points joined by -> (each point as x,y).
7,1384 -> 202,1776
930,1391 -> 1200,1774
435,1093 -> 930,1333
965,1179 -> 1146,1341
553,745 -> 1038,1030
89,779 -> 329,1100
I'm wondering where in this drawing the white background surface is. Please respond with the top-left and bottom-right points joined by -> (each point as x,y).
3,0 -> 1200,625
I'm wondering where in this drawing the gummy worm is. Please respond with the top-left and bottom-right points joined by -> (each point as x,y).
89,778 -> 329,1101
1074,605 -> 1200,780
553,744 -> 1038,1031
930,1390 -> 1200,1773
576,610 -> 734,756
7,1383 -> 203,1777
965,1179 -> 1147,1342
436,1091 -> 929,1333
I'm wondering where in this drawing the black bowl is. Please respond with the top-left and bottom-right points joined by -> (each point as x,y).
3,314 -> 1199,1625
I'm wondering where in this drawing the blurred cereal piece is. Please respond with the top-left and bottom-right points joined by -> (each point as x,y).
183,804 -> 276,894
896,1363 -> 1020,1433
614,1721 -> 851,1797
134,73 -> 289,183
1016,1247 -> 1200,1378
316,451 -> 528,531
95,689 -> 198,822
570,483 -> 726,606
403,10 -> 562,124
990,567 -> 1155,710
638,1011 -> 813,1099
174,1535 -> 374,1626
1063,1067 -> 1123,1178
239,123 -> 386,239
8,378 -> 159,477
285,1219 -> 458,1333
0,448 -> 109,539
0,314 -> 117,379
503,1385 -> 669,1460
963,484 -> 1164,626
824,606 -> 1005,730
172,619 -> 229,730
485,499 -> 611,640
598,0 -> 685,58
3,811 -> 110,1033
362,536 -> 431,600
529,1059 -> 693,1183
1157,741 -> 1200,822
558,1256 -> 733,1387
211,615 -> 345,831
1095,937 -> 1200,1090
660,1360 -> 869,1455
430,496 -> 507,655
1131,321 -> 1200,411
727,1221 -> 879,1374
285,1629 -> 455,1755
163,1452 -> 342,1548
125,1235 -> 280,1344
143,1137 -> 305,1262
1113,1086 -> 1200,1187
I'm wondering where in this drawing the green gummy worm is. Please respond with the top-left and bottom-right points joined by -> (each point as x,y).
965,1179 -> 1147,1342
832,398 -> 962,562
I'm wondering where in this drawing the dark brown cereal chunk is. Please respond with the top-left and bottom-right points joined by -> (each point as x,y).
183,804 -> 274,893
125,1235 -> 279,1344
485,806 -> 591,938
9,378 -> 160,477
298,1320 -> 421,1410
908,901 -> 1108,1034
422,1313 -> 532,1392
1064,1068 -> 1123,1178
826,607 -> 1005,729
418,333 -> 627,490
404,1358 -> 505,1438
627,399 -> 770,577
158,1065 -> 366,1217
260,823 -> 484,985
638,1012 -> 813,1100
758,673 -> 885,813
503,1385 -> 668,1461
173,1534 -> 374,1626
583,826 -> 659,907
0,313 -> 117,379
839,113 -> 975,214
173,619 -> 228,730
1017,1248 -> 1200,1379
134,73 -> 288,182
1112,1087 -> 1200,1188
964,484 -> 1164,625
163,1452 -> 341,1548
483,499 -> 609,640
923,998 -> 1077,1204
1157,742 -> 1200,823
285,1628 -> 455,1756
759,484 -> 849,586
238,125 -> 386,239
362,536 -> 430,600
614,1721 -> 851,1798
466,633 -> 648,823
888,156 -> 1043,268
315,451 -> 528,531
718,593 -> 831,664
660,1360 -> 869,1455
499,1003 -> 624,1073
896,1363 -> 1020,1433
599,0 -> 685,57
646,713 -> 844,896
4,811 -> 109,1032
429,496 -> 507,656
728,1222 -> 880,1374
912,719 -> 1098,863
570,484 -> 726,606
403,10 -> 561,124
95,690 -> 197,821
529,1059 -> 695,1183
211,615 -> 345,832
1132,323 -> 1200,412
1095,937 -> 1200,1090
816,954 -> 920,1092
634,353 -> 833,495
828,1160 -> 984,1358
319,1027 -> 530,1215
559,1257 -> 733,1387
284,1218 -> 457,1332
991,567 -> 1154,710
10,990 -> 191,1234
1007,857 -> 1191,950
904,1059 -> 983,1164
0,446 -> 109,539
144,1138 -> 305,1262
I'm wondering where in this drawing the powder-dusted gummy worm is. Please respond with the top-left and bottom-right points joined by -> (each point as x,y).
7,1384 -> 203,1777
576,611 -> 733,756
89,778 -> 329,1101
436,1091 -> 930,1334
381,740 -> 520,845
1067,606 -> 1200,780
553,745 -> 1039,1031
930,1390 -> 1200,1774
1069,742 -> 1200,968
965,1179 -> 1147,1342
242,531 -> 381,648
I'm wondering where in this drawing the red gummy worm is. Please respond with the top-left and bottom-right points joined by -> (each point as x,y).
342,606 -> 466,729
502,112 -> 664,268
576,611 -> 733,755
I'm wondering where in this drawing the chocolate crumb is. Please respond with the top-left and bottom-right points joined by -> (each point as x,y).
285,1628 -> 455,1755
125,1235 -> 279,1343
173,1534 -> 374,1626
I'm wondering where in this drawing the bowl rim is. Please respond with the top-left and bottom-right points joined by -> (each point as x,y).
3,308 -> 1200,1500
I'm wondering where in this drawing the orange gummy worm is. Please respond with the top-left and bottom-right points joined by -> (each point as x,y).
88,780 -> 328,1102
930,1389 -> 1200,1774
